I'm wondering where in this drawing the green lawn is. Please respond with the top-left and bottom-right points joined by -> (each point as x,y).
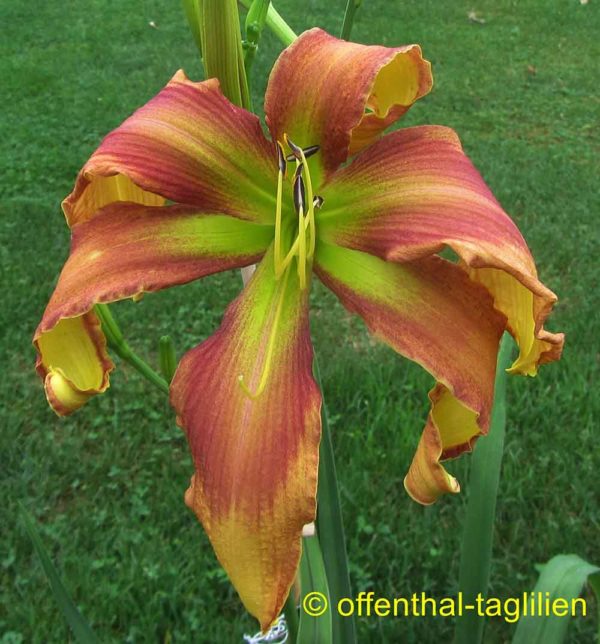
1,0 -> 598,642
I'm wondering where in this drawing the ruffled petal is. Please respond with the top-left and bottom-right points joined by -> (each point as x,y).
35,203 -> 272,415
64,71 -> 277,227
315,241 -> 506,504
265,28 -> 432,183
170,248 -> 321,630
318,125 -> 564,375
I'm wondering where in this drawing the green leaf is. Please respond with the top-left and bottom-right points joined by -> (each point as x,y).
512,554 -> 600,644
315,357 -> 357,644
453,333 -> 513,644
589,572 -> 600,641
19,504 -> 99,644
297,536 -> 332,644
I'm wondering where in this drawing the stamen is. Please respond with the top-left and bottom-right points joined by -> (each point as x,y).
238,267 -> 291,399
285,144 -> 320,162
284,134 -> 303,160
273,141 -> 285,276
292,165 -> 306,215
298,147 -> 316,260
273,134 -> 321,288
276,141 -> 287,177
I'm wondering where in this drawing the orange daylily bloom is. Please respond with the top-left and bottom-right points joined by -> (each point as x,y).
34,29 -> 563,629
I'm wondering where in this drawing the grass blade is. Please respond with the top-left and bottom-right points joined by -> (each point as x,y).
19,504 -> 99,644
512,554 -> 600,644
297,536 -> 332,644
453,333 -> 513,644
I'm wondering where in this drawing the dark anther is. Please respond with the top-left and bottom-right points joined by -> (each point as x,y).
293,166 -> 306,215
286,135 -> 304,161
313,195 -> 324,210
285,144 -> 320,163
276,142 -> 286,176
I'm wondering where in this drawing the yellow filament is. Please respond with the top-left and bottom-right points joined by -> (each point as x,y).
273,161 -> 284,275
297,203 -> 306,289
238,266 -> 291,399
272,135 -> 317,288
298,148 -> 316,259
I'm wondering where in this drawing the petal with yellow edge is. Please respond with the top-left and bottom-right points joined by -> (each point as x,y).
314,241 -> 506,504
36,313 -> 113,416
170,248 -> 321,631
318,125 -> 564,377
64,71 -> 277,227
34,202 -> 273,415
265,28 -> 432,183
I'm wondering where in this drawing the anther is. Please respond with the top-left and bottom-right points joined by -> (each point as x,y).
284,134 -> 303,161
313,195 -> 324,210
293,166 -> 306,215
285,144 -> 320,162
276,141 -> 286,176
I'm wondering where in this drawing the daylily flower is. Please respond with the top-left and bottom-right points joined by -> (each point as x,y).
34,29 -> 563,629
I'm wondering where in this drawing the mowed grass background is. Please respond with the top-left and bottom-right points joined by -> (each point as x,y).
1,0 -> 598,641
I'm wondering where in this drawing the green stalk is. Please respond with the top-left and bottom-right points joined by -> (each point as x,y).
453,333 -> 514,644
340,0 -> 363,40
94,304 -> 169,396
199,0 -> 251,110
314,358 -> 357,644
181,0 -> 203,56
238,0 -> 296,46
243,0 -> 270,75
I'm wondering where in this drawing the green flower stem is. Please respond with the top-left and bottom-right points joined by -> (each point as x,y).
243,0 -> 271,75
453,333 -> 514,644
314,357 -> 357,644
181,0 -> 203,56
94,304 -> 169,396
199,0 -> 252,111
238,0 -> 296,46
340,0 -> 363,40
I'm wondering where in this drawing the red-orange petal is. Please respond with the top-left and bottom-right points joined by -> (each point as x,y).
170,249 -> 321,631
315,241 -> 506,503
35,203 -> 272,415
319,125 -> 564,376
64,71 -> 277,227
265,28 -> 432,184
